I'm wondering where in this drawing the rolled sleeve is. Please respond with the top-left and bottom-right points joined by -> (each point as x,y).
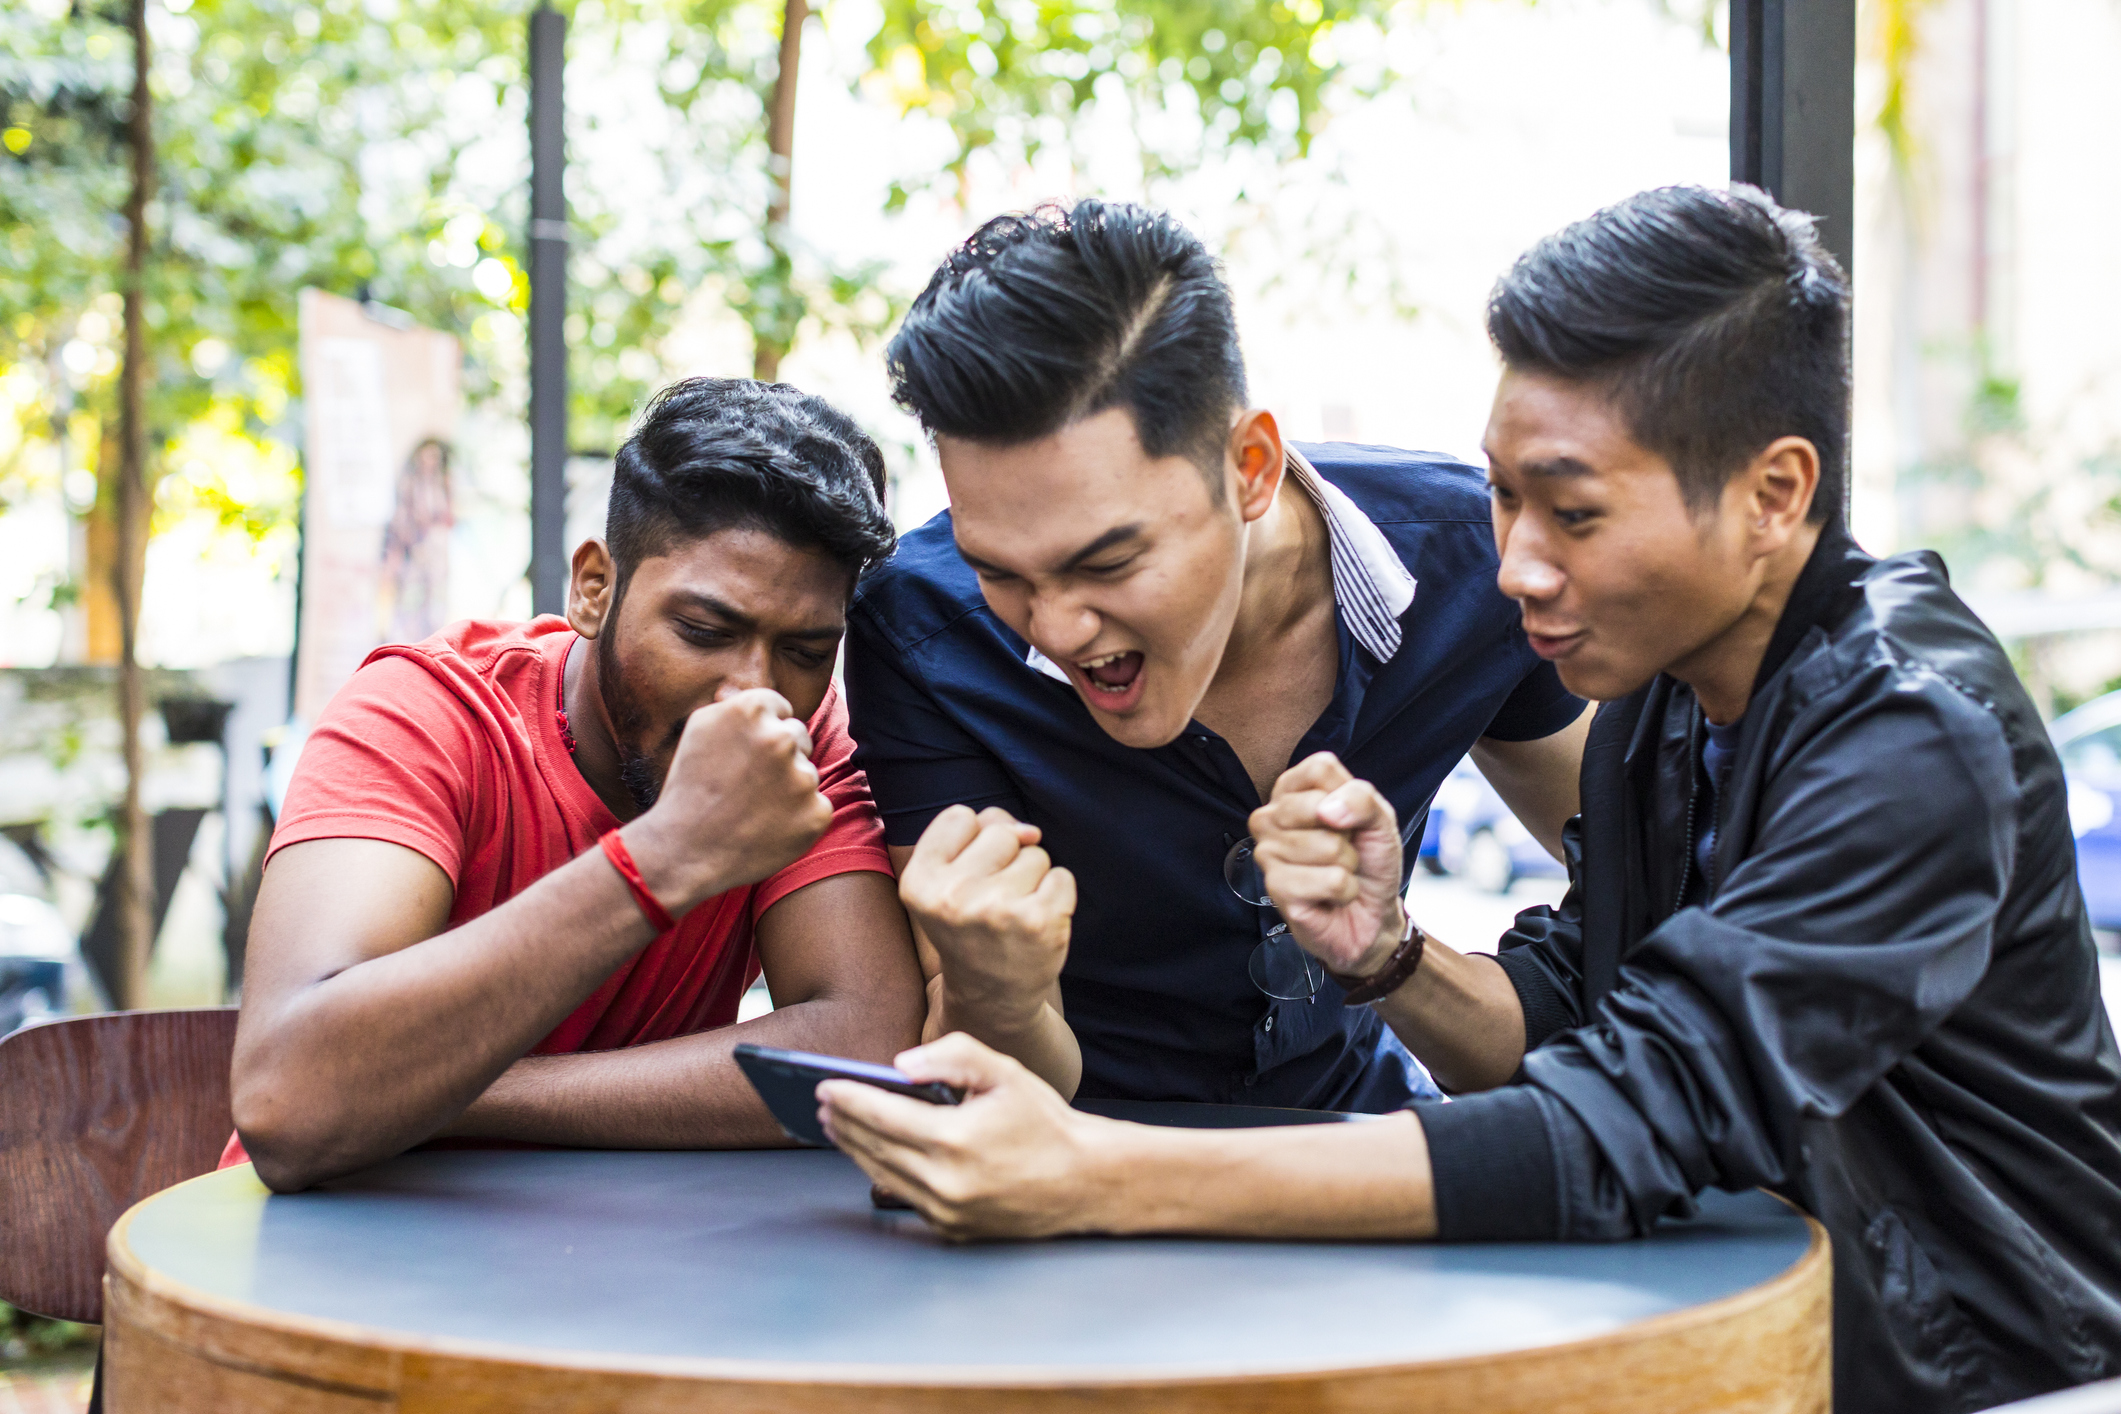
1415,1088 -> 1561,1241
752,684 -> 896,917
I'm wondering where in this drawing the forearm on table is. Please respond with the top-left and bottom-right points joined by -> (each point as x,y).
452,949 -> 928,1149
236,850 -> 657,1186
1083,1111 -> 1436,1240
931,986 -> 1082,1099
1370,937 -> 1527,1094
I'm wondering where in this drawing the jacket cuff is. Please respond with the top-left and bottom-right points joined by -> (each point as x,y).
1494,946 -> 1579,1052
1413,1087 -> 1562,1242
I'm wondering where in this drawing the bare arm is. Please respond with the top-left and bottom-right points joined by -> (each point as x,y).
892,839 -> 1084,1099
233,837 -> 660,1191
821,1033 -> 1436,1241
446,870 -> 924,1148
1470,704 -> 1592,860
1250,753 -> 1527,1094
1367,927 -> 1526,1093
232,689 -> 836,1192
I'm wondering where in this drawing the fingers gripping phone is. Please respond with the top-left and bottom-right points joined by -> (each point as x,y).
733,1042 -> 962,1149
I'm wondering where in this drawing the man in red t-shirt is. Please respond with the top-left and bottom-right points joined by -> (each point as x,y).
231,379 -> 924,1191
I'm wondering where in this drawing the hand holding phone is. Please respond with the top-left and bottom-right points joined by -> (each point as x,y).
734,1042 -> 963,1148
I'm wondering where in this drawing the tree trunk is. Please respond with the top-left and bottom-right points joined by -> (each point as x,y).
752,0 -> 805,384
114,0 -> 156,1010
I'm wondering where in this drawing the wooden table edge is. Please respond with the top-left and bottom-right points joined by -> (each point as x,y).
103,1165 -> 1831,1401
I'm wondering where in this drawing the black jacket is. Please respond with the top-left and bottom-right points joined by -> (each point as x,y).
1417,525 -> 2121,1411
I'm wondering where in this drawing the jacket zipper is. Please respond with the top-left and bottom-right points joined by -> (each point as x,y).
1672,702 -> 1702,919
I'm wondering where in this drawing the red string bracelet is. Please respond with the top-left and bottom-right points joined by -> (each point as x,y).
600,830 -> 676,934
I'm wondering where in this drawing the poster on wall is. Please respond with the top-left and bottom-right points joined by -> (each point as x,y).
293,289 -> 463,722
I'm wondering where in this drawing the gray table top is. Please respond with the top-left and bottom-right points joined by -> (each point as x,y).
124,1143 -> 1815,1380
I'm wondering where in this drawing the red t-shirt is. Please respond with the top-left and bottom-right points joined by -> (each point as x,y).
220,616 -> 892,1168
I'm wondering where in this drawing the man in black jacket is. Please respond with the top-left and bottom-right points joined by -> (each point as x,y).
816,185 -> 2121,1411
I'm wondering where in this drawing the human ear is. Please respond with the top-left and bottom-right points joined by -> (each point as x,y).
1745,437 -> 1820,550
1228,408 -> 1286,524
567,539 -> 618,639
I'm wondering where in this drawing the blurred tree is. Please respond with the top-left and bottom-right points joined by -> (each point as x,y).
4,0 -> 1431,566
754,0 -> 805,382
865,0 -> 1404,206
2,0 -> 1439,986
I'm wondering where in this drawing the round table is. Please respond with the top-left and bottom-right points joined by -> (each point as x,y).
104,1107 -> 1828,1414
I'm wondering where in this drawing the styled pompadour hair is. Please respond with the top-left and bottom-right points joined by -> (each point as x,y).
1487,184 -> 1850,523
885,199 -> 1248,487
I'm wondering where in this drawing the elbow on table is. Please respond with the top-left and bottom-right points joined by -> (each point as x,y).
230,1068 -> 363,1194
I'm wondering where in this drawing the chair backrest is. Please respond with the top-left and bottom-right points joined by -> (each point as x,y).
0,1007 -> 239,1323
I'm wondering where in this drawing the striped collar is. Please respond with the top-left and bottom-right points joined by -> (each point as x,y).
1025,447 -> 1418,683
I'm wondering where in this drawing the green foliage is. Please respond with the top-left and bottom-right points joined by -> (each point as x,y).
0,1300 -> 98,1362
2,0 -> 535,539
1873,0 -> 1942,186
2054,674 -> 2121,719
867,0 -> 1402,199
0,10 -> 130,351
1900,363 -> 2121,594
2,0 -> 1410,587
0,0 -> 868,510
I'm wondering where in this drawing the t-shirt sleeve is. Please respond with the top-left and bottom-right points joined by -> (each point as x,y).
1481,657 -> 1585,743
751,683 -> 897,918
842,603 -> 1025,847
268,653 -> 481,882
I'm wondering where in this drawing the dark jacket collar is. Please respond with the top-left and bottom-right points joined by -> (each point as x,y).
1747,518 -> 1875,703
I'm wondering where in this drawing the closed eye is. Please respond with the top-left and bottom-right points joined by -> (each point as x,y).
1077,555 -> 1140,578
675,620 -> 733,646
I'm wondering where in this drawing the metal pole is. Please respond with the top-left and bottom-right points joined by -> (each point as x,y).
529,4 -> 568,618
1729,0 -> 1855,282
1731,0 -> 1855,522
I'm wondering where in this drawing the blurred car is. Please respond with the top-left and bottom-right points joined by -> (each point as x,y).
1421,758 -> 1569,894
2055,690 -> 2121,935
0,891 -> 92,1036
0,835 -> 101,1036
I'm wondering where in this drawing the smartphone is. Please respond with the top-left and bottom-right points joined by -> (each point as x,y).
733,1042 -> 963,1148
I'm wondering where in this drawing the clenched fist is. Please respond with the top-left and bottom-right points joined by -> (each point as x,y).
1249,752 -> 1409,978
899,805 -> 1075,1033
625,686 -> 834,914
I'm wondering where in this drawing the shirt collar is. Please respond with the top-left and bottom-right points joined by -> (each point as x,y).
1024,448 -> 1418,684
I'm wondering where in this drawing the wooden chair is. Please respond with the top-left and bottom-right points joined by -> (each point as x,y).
0,1008 -> 240,1325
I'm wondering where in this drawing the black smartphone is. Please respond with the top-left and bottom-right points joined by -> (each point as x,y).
733,1042 -> 963,1148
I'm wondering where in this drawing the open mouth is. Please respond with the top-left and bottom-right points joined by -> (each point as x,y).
1074,650 -> 1146,705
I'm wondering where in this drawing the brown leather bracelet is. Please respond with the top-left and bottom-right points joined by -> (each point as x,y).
1328,910 -> 1426,1005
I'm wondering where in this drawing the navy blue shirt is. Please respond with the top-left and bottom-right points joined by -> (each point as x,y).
844,443 -> 1583,1112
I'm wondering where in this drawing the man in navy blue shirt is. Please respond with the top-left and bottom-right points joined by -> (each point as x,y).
845,200 -> 1587,1112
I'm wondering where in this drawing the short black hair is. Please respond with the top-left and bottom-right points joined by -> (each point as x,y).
606,378 -> 895,587
1486,184 -> 1849,523
885,200 -> 1248,485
